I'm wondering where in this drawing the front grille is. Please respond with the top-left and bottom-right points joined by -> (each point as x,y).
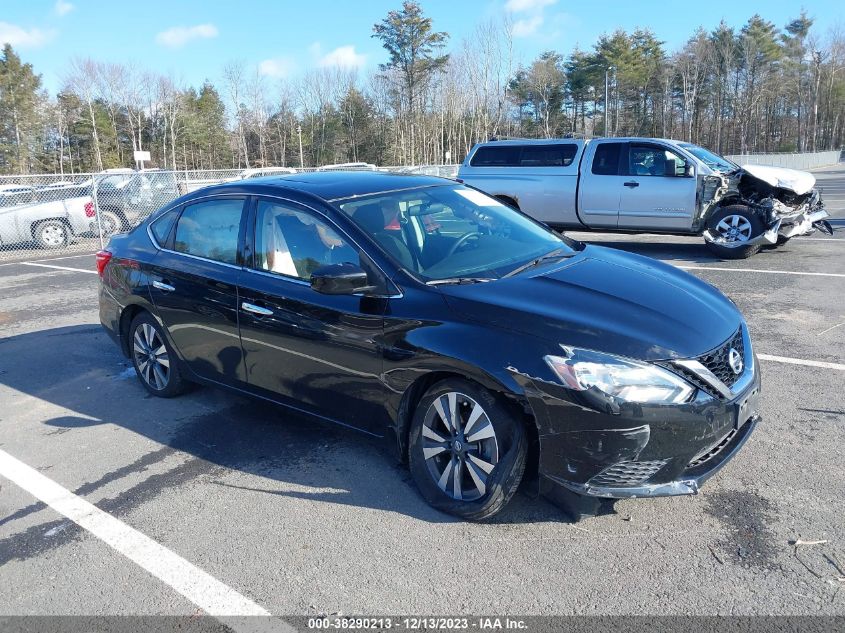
587,460 -> 668,488
687,429 -> 737,469
698,328 -> 745,388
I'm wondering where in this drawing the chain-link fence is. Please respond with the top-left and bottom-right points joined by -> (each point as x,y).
0,164 -> 460,262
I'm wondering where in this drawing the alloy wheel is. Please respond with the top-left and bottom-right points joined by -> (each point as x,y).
421,392 -> 499,501
133,323 -> 170,390
715,214 -> 753,243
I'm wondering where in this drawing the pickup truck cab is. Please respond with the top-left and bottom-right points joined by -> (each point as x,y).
458,138 -> 831,259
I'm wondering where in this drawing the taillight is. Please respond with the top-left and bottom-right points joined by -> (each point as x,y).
95,250 -> 112,277
85,201 -> 95,217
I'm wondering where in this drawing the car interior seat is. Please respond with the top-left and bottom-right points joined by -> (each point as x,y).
353,203 -> 416,271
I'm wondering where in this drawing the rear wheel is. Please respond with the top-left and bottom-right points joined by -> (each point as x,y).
408,378 -> 527,520
33,220 -> 69,249
704,205 -> 765,260
98,210 -> 122,236
129,312 -> 186,397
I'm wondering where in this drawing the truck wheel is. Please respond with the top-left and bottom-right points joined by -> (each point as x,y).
98,210 -> 122,236
33,220 -> 69,250
704,205 -> 764,260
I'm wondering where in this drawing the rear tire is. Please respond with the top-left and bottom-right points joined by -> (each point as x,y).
129,312 -> 187,398
98,210 -> 122,236
704,205 -> 765,260
408,378 -> 527,520
33,220 -> 69,250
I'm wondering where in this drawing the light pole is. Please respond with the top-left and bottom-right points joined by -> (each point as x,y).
604,66 -> 614,137
296,124 -> 304,168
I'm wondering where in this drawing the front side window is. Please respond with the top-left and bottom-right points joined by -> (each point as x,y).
629,145 -> 688,177
254,200 -> 359,280
337,184 -> 576,282
173,198 -> 244,264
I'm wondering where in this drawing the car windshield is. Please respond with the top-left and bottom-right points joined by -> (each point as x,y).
679,143 -> 738,172
335,184 -> 577,282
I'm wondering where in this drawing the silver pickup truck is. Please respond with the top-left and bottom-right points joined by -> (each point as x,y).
457,138 -> 832,259
0,192 -> 96,250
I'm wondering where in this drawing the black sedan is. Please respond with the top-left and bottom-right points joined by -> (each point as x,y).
97,172 -> 761,520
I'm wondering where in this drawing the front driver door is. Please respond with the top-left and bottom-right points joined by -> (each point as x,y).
618,143 -> 698,231
237,196 -> 391,434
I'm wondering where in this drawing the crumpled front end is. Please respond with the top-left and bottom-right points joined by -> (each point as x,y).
701,164 -> 832,247
512,325 -> 761,502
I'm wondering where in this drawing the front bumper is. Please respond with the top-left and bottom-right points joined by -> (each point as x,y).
512,354 -> 762,502
777,207 -> 830,239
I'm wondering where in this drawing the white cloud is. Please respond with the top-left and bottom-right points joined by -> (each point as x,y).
318,45 -> 366,70
0,22 -> 56,48
54,0 -> 74,16
155,23 -> 218,48
512,16 -> 544,37
258,57 -> 296,78
504,0 -> 558,38
505,0 -> 556,11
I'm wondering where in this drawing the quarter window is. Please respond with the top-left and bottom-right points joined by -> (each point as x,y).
150,208 -> 179,246
254,200 -> 359,281
173,198 -> 244,264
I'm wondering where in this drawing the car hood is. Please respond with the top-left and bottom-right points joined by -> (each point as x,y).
741,164 -> 816,196
440,245 -> 741,361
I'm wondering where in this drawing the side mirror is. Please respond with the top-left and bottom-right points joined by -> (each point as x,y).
310,263 -> 375,295
683,161 -> 695,177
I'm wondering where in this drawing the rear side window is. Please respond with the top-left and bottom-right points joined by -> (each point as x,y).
519,144 -> 577,166
150,208 -> 179,246
470,146 -> 520,167
591,143 -> 623,175
173,198 -> 244,264
470,144 -> 577,167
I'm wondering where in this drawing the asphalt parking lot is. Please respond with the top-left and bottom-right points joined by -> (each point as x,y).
1,166 -> 844,620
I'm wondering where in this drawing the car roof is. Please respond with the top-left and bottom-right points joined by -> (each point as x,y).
208,170 -> 451,202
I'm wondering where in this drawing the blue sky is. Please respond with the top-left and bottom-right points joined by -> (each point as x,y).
2,0 -> 842,94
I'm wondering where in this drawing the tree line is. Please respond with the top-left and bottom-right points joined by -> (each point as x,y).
1,2 -> 843,175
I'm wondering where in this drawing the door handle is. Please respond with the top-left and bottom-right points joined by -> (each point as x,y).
152,280 -> 175,292
241,302 -> 274,317
623,181 -> 640,188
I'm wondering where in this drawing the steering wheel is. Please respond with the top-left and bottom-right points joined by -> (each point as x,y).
447,232 -> 483,257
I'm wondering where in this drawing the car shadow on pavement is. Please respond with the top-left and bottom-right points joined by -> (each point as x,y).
0,325 -> 570,530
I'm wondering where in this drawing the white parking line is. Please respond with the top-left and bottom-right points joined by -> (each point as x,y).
0,448 -> 273,619
676,265 -> 845,278
20,262 -> 96,274
759,354 -> 845,371
31,252 -> 98,262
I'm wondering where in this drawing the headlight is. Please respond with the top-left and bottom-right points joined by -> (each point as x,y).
544,347 -> 695,404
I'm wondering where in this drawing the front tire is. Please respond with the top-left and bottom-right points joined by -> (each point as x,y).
129,312 -> 186,397
704,205 -> 765,260
408,379 -> 527,520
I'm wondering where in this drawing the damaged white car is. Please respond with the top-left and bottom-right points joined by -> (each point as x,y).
457,137 -> 832,259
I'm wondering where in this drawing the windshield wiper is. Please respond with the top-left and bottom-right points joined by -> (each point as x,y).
502,249 -> 573,279
426,277 -> 495,286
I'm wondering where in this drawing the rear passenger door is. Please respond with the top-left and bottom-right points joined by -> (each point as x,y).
148,196 -> 248,386
578,141 -> 626,228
